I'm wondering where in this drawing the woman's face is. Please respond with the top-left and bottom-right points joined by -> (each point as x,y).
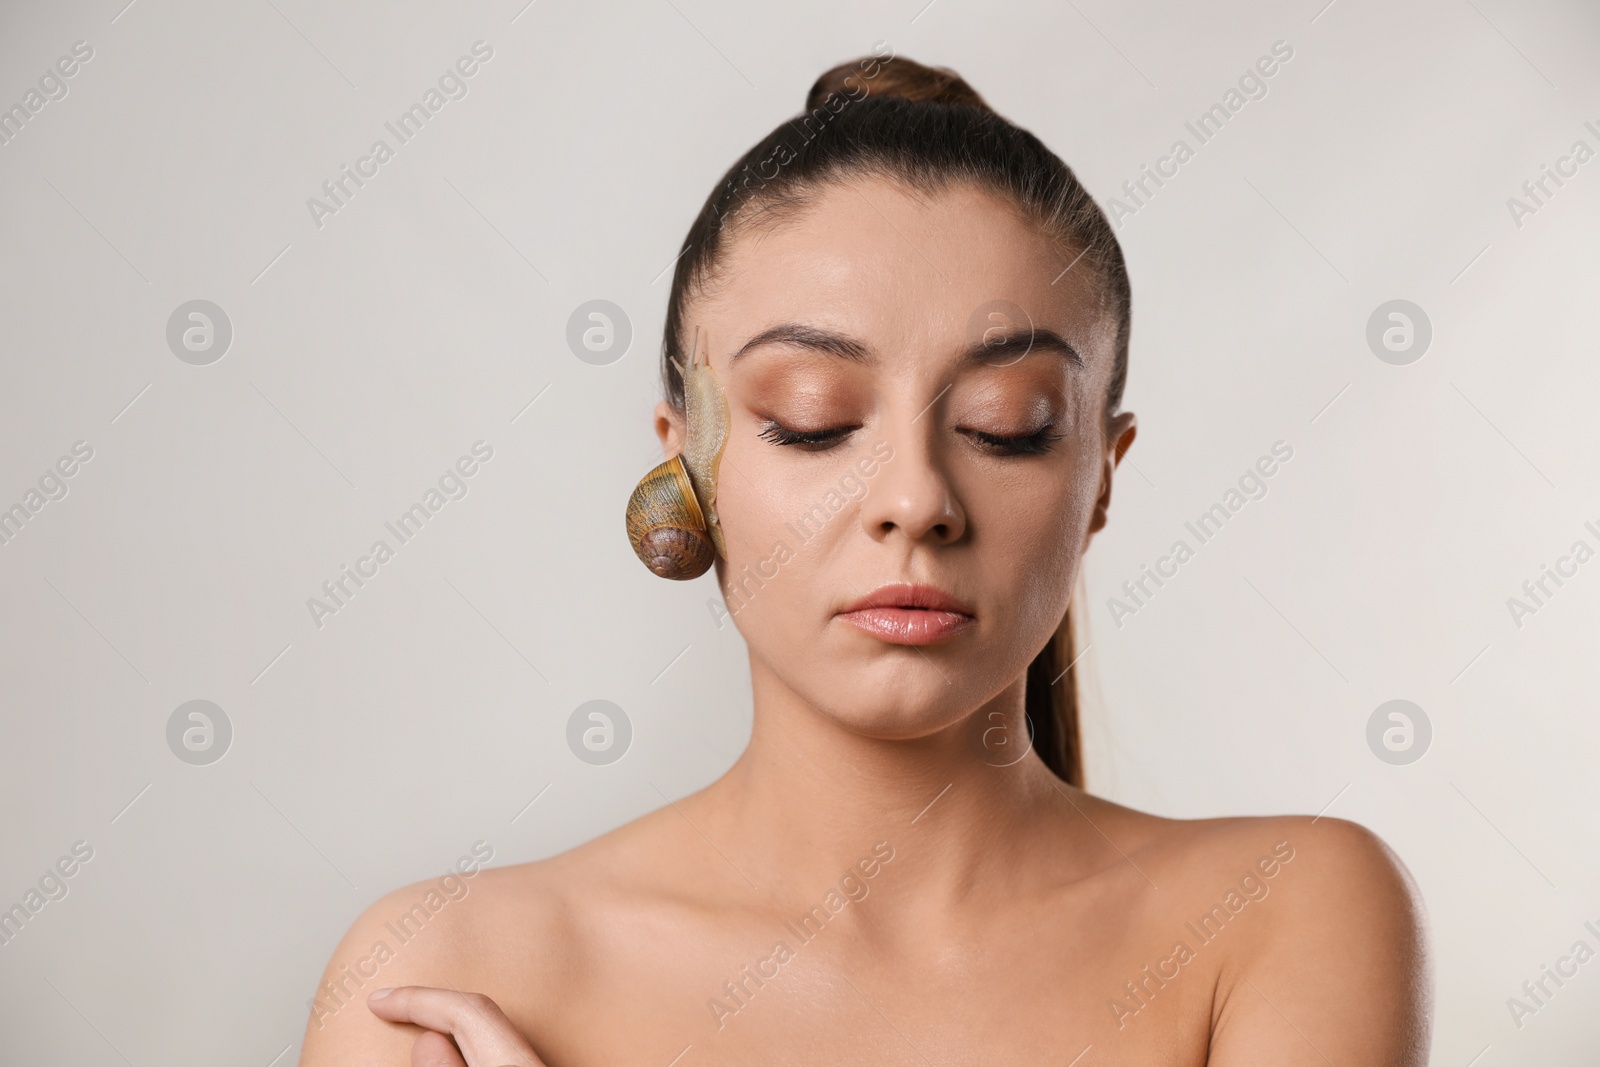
658,175 -> 1135,740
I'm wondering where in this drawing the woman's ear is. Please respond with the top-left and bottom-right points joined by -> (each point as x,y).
654,400 -> 687,456
1086,411 -> 1137,540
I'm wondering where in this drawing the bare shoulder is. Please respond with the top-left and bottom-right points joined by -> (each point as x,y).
294,842 -> 557,1064
1050,792 -> 1431,1063
1063,790 -> 1424,919
1099,801 -> 1430,971
296,808 -> 685,1066
1165,813 -> 1431,976
1183,814 -> 1434,1066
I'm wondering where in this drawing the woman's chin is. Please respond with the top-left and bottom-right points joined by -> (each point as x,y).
808,691 -> 977,744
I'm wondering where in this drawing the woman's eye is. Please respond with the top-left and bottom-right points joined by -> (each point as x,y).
962,426 -> 1064,456
758,421 -> 858,451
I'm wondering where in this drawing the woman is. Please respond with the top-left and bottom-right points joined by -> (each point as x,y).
299,53 -> 1431,1066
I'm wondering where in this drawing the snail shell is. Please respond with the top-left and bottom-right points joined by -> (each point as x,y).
625,453 -> 715,580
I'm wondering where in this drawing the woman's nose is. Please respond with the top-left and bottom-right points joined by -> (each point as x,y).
857,429 -> 966,547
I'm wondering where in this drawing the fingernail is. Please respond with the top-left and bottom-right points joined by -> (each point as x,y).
369,987 -> 393,1000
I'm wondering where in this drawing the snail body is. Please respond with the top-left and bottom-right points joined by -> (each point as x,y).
678,339 -> 730,558
624,330 -> 730,580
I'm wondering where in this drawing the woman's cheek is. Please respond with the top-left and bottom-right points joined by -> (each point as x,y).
717,438 -> 789,555
713,440 -> 811,627
979,465 -> 1086,615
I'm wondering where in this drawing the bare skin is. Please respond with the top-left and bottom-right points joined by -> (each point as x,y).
298,176 -> 1432,1066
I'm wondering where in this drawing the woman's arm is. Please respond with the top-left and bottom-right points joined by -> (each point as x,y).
296,883 -> 483,1066
1206,817 -> 1433,1066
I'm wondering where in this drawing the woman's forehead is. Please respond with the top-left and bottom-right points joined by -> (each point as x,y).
695,177 -> 1115,371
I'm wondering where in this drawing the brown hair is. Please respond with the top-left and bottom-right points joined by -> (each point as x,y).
660,53 -> 1132,787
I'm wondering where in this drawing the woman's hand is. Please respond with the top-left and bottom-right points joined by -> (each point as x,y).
366,986 -> 548,1067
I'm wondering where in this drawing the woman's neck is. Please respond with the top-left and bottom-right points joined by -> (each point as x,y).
692,655 -> 1085,912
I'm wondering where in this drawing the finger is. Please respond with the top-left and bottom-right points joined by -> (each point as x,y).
413,1031 -> 467,1067
368,986 -> 544,1067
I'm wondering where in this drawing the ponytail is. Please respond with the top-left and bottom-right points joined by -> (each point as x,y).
1024,603 -> 1083,786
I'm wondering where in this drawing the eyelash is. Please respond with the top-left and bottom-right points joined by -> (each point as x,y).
758,422 -> 858,451
757,421 -> 1063,456
964,427 -> 1065,456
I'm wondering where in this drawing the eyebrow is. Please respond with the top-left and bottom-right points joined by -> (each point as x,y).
971,328 -> 1084,368
733,323 -> 873,363
731,322 -> 1084,368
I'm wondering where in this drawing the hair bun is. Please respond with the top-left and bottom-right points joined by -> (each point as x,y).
806,54 -> 989,114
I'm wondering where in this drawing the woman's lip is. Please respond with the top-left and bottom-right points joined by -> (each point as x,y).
835,583 -> 975,644
837,582 -> 974,615
836,607 -> 974,645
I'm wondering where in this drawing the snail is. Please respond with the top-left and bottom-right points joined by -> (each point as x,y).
625,453 -> 713,579
625,328 -> 729,579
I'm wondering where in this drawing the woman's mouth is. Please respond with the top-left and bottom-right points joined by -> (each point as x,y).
835,583 -> 975,646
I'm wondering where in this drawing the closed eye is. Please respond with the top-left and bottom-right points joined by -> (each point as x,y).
961,426 -> 1064,456
758,421 -> 859,451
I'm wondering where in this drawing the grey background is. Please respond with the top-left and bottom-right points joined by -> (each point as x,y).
1,0 -> 1596,1063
